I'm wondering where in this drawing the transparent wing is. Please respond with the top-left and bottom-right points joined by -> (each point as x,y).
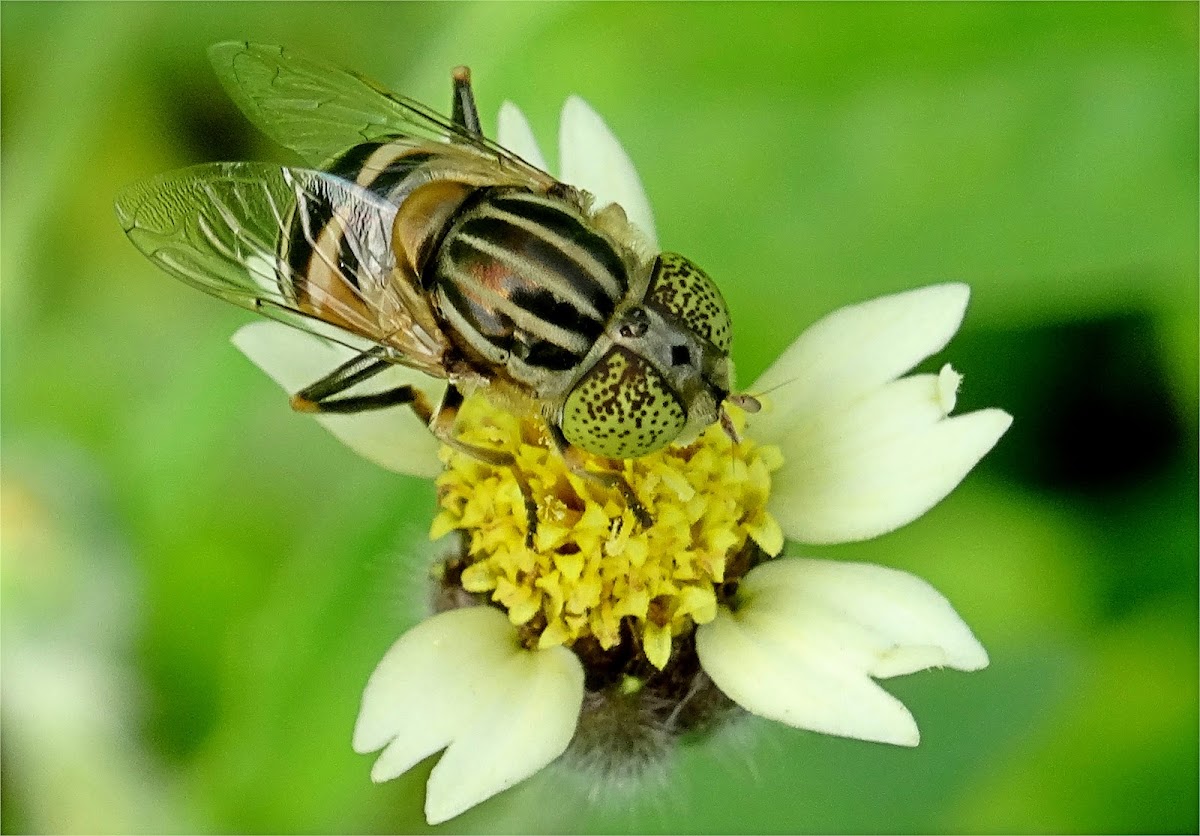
114,162 -> 450,375
209,41 -> 557,188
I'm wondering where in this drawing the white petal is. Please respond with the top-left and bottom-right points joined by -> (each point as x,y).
699,609 -> 919,746
425,637 -> 583,825
736,558 -> 989,673
769,372 -> 1012,544
352,607 -> 584,825
497,101 -> 549,171
696,558 -> 987,746
558,96 -> 658,247
353,608 -> 503,765
748,284 -> 971,441
231,322 -> 444,479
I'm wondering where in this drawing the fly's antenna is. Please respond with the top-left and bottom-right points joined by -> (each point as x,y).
726,393 -> 761,413
717,374 -> 805,438
737,372 -> 807,406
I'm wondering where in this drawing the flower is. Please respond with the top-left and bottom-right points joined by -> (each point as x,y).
233,97 -> 1011,825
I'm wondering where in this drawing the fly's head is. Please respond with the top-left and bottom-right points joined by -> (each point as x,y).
558,253 -> 747,459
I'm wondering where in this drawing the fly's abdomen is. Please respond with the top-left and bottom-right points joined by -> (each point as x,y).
327,142 -> 439,204
280,143 -> 435,321
433,187 -> 629,380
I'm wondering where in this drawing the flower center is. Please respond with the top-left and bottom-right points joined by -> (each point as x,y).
430,396 -> 784,670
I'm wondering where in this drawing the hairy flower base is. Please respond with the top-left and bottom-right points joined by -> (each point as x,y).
562,632 -> 743,784
431,396 -> 785,670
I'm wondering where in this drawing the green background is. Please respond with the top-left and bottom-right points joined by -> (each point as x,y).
2,2 -> 1196,833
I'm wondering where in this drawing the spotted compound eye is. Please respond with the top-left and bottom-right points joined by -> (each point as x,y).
646,252 -> 732,352
561,348 -> 686,459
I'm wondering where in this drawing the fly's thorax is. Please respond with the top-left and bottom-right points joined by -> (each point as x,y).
558,253 -> 736,458
427,185 -> 636,392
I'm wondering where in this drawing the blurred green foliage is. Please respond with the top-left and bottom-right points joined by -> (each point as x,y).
2,2 -> 1196,833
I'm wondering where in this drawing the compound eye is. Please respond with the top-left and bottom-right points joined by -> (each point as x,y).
561,348 -> 686,459
646,252 -> 732,352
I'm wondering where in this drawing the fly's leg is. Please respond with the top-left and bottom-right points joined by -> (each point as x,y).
288,346 -> 430,414
548,425 -> 654,530
290,352 -> 539,545
429,384 -> 540,548
450,66 -> 482,136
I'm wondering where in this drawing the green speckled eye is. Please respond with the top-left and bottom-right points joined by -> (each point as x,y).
562,348 -> 686,458
646,253 -> 732,352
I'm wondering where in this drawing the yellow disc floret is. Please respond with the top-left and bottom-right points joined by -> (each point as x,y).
430,396 -> 784,670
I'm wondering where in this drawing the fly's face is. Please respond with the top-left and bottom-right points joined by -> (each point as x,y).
559,253 -> 734,459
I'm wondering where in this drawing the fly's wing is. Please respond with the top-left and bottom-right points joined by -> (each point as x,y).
114,162 -> 450,376
209,41 -> 557,190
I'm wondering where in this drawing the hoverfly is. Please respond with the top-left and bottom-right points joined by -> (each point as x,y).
116,43 -> 758,544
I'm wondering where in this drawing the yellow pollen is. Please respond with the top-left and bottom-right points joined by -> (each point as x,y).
432,397 -> 785,670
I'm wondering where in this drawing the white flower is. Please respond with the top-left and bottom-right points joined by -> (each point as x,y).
234,97 -> 1010,823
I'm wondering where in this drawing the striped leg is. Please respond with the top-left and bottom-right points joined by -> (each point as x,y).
548,425 -> 654,530
290,347 -> 434,416
290,354 -> 540,546
450,66 -> 481,136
